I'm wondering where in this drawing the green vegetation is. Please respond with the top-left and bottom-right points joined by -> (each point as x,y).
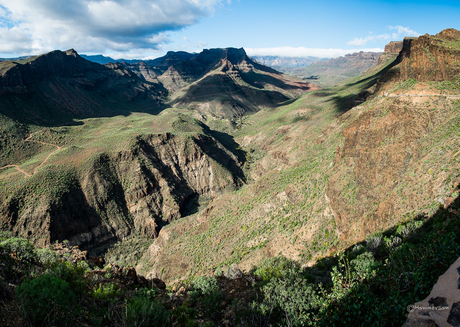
0,237 -> 35,262
16,274 -> 79,326
3,32 -> 460,327
243,202 -> 460,326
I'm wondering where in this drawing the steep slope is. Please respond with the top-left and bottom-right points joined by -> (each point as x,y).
0,49 -> 166,126
158,48 -> 319,118
137,30 -> 460,284
0,112 -> 244,253
328,28 -> 460,246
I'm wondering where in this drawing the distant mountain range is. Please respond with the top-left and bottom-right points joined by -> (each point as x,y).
249,56 -> 326,69
0,48 -> 316,126
58,50 -> 391,89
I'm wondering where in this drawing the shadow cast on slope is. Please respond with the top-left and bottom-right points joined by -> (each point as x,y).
309,194 -> 460,326
0,63 -> 169,128
328,56 -> 401,114
174,73 -> 291,115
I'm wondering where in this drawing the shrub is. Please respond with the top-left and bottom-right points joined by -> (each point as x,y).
259,273 -> 318,326
0,237 -> 36,262
190,275 -> 220,296
365,232 -> 382,253
92,283 -> 120,302
172,303 -> 199,326
125,294 -> 170,327
252,256 -> 302,284
36,247 -> 60,265
189,275 -> 222,310
47,261 -> 87,295
396,220 -> 423,238
0,230 -> 14,241
16,274 -> 78,326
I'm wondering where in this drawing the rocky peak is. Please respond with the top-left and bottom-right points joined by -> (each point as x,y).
436,28 -> 460,40
384,41 -> 404,54
65,48 -> 79,57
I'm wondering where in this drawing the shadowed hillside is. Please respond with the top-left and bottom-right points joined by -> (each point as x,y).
0,50 -> 167,126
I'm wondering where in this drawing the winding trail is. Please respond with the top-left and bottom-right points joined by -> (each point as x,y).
0,134 -> 62,178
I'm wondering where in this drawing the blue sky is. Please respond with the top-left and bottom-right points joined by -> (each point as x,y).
0,0 -> 459,59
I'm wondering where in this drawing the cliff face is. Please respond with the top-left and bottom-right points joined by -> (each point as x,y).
0,132 -> 243,251
399,29 -> 460,81
377,41 -> 403,65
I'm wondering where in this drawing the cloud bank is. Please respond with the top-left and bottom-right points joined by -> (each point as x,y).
0,0 -> 225,55
348,25 -> 421,46
244,47 -> 384,59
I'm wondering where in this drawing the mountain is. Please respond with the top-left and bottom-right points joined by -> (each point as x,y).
251,55 -> 325,69
80,54 -> 120,64
158,47 -> 319,117
0,46 -> 314,254
132,29 -> 460,286
2,29 -> 460,326
81,51 -> 197,67
83,48 -> 316,119
0,49 -> 166,126
282,51 -> 385,87
120,51 -> 198,83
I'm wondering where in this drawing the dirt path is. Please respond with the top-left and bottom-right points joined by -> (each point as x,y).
379,94 -> 460,98
0,164 -> 32,178
0,134 -> 62,178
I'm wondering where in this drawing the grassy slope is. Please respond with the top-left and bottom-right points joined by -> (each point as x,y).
139,40 -> 460,287
136,56 -> 401,282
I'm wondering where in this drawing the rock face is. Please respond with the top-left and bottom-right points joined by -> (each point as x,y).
378,41 -> 404,64
403,256 -> 460,327
0,132 -> 243,251
399,29 -> 460,81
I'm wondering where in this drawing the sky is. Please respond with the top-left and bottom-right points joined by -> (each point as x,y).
0,0 -> 459,59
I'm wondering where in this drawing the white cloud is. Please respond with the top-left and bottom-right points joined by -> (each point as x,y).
0,0 -> 225,56
389,25 -> 421,37
348,25 -> 421,47
348,34 -> 391,46
244,47 -> 384,59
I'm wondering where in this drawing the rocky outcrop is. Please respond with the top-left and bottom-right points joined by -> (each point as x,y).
378,41 -> 404,65
399,29 -> 460,81
384,41 -> 404,54
403,256 -> 460,327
